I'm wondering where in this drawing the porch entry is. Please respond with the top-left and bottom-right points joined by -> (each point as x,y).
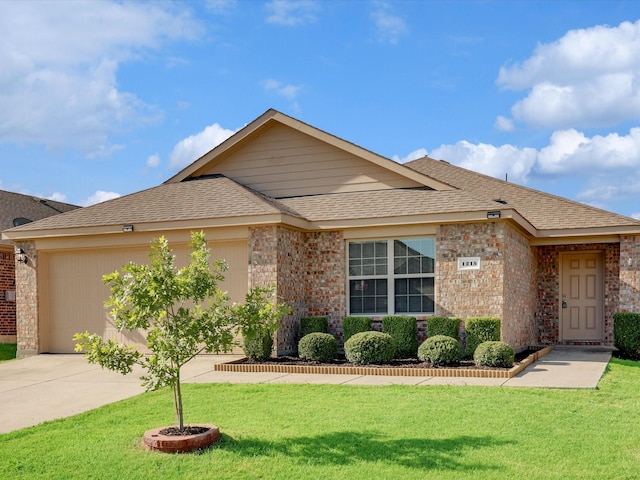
560,252 -> 604,342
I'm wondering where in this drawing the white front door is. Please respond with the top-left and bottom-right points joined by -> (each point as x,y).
560,253 -> 604,342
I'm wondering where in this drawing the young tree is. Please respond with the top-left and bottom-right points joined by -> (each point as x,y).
74,231 -> 237,432
232,285 -> 292,361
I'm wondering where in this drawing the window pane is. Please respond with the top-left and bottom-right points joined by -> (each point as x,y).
394,238 -> 435,275
408,256 -> 421,274
409,296 -> 422,312
394,277 -> 434,314
349,260 -> 361,276
394,240 -> 407,257
395,296 -> 407,313
349,243 -> 361,259
349,279 -> 387,315
362,242 -> 374,258
375,241 -> 387,257
362,265 -> 374,276
396,278 -> 407,294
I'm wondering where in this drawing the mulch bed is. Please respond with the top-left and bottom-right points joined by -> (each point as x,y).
244,349 -> 538,371
612,350 -> 640,361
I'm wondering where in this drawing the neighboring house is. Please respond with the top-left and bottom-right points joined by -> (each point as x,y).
0,190 -> 79,344
4,109 -> 640,357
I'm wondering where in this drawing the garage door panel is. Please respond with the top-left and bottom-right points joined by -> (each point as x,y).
44,241 -> 248,353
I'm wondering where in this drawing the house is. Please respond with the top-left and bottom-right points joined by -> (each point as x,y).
0,190 -> 79,344
4,109 -> 640,357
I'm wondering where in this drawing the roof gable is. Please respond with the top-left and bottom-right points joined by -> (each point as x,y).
166,109 -> 454,197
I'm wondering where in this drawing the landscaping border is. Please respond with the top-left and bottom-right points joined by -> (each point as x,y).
214,346 -> 553,379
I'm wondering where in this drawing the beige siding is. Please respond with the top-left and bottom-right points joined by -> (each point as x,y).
202,123 -> 422,197
41,241 -> 248,353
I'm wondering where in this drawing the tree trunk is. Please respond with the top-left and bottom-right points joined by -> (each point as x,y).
173,369 -> 184,431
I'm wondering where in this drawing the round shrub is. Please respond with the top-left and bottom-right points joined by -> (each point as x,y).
242,331 -> 273,362
344,331 -> 395,365
298,333 -> 338,362
418,335 -> 462,366
474,341 -> 515,368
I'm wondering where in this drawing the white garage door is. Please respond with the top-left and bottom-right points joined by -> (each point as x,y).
42,241 -> 248,353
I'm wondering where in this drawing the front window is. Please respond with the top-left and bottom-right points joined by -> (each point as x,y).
348,237 -> 435,315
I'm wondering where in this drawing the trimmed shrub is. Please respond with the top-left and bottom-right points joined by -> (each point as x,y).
344,331 -> 395,365
343,316 -> 371,343
242,330 -> 273,362
474,341 -> 515,368
427,316 -> 461,339
465,317 -> 501,358
613,312 -> 640,356
298,333 -> 338,362
417,335 -> 462,366
300,316 -> 328,338
382,316 -> 417,358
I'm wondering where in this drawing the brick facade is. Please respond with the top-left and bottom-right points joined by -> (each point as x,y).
535,243 -> 620,346
14,224 -> 640,356
248,226 -> 346,354
15,241 -> 38,356
435,221 -> 537,351
0,249 -> 16,341
620,235 -> 640,312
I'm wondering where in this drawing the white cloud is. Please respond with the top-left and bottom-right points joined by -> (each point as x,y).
370,2 -> 408,45
264,78 -> 302,100
265,0 -> 318,26
494,115 -> 515,132
537,128 -> 640,174
0,1 -> 200,156
418,126 -> 640,212
393,148 -> 428,163
430,141 -> 537,184
47,192 -> 69,203
206,0 -> 236,15
169,123 -> 237,169
497,20 -> 640,129
83,190 -> 121,206
632,213 -> 640,220
147,154 -> 161,168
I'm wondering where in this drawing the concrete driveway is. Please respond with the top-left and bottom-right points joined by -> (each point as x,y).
0,354 -> 239,434
0,347 -> 612,434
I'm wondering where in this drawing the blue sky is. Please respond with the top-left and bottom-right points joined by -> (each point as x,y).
1,1 -> 640,219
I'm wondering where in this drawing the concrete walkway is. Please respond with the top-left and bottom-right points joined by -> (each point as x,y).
0,346 -> 612,434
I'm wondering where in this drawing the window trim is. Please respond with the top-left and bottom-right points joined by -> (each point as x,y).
346,237 -> 436,316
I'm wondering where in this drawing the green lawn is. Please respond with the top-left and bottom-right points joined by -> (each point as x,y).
1,359 -> 639,480
0,343 -> 16,362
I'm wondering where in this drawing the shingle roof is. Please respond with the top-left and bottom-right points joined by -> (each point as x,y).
280,189 -> 497,222
4,176 -> 300,233
405,156 -> 640,231
0,190 -> 79,244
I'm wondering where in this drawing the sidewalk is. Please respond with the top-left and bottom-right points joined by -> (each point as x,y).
0,347 -> 612,434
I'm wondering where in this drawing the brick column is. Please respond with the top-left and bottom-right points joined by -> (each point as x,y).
620,235 -> 640,312
0,249 -> 16,342
15,241 -> 38,356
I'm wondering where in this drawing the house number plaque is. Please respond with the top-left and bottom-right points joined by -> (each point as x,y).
457,257 -> 481,271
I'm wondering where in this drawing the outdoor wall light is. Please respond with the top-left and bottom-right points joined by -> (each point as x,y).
122,224 -> 134,232
15,247 -> 28,264
487,211 -> 501,219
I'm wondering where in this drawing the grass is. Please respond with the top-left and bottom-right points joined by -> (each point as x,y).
0,343 -> 16,362
1,359 -> 639,479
